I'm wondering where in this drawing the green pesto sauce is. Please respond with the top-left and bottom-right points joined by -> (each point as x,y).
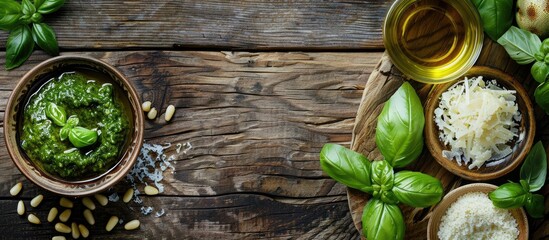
20,72 -> 129,179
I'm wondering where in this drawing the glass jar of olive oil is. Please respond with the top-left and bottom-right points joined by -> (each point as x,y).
383,0 -> 483,84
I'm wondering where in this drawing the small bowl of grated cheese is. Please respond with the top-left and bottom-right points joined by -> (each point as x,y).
427,183 -> 528,240
424,66 -> 535,181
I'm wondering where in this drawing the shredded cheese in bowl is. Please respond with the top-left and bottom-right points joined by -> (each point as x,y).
434,76 -> 520,169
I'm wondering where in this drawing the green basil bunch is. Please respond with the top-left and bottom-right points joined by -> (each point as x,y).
489,141 -> 547,218
0,0 -> 65,70
497,28 -> 549,112
45,102 -> 98,148
320,83 -> 443,239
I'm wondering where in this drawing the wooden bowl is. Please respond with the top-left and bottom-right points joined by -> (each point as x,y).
427,183 -> 528,240
4,55 -> 144,197
424,66 -> 535,181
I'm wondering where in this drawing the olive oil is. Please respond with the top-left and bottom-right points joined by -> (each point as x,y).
384,0 -> 483,83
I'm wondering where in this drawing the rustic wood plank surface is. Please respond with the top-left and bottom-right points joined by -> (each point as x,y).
0,51 -> 382,239
349,39 -> 549,239
0,0 -> 392,50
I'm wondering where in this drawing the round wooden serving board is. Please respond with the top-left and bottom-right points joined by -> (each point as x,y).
348,39 -> 549,239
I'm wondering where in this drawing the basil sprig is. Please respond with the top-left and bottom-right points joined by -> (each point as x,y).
497,28 -> 549,112
489,141 -> 547,218
0,0 -> 64,70
45,102 -> 99,148
320,83 -> 443,239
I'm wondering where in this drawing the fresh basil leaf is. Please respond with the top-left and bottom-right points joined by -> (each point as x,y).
0,0 -> 22,31
375,82 -> 424,168
542,39 -> 549,55
45,102 -> 66,126
497,26 -> 542,65
69,127 -> 98,148
392,171 -> 443,208
362,199 -> 404,240
319,143 -> 373,193
59,127 -> 69,141
32,23 -> 58,56
66,115 -> 79,126
471,0 -> 513,41
525,193 -> 545,219
37,0 -> 65,14
371,160 -> 394,190
489,182 -> 529,208
531,61 -> 549,83
5,25 -> 34,70
535,81 -> 549,113
22,0 -> 36,16
520,141 -> 547,192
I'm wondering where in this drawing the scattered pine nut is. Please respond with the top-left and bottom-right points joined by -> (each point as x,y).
105,216 -> 119,232
10,182 -> 22,196
55,222 -> 71,233
27,213 -> 41,224
144,185 -> 159,195
124,219 -> 140,230
59,209 -> 71,222
142,101 -> 152,112
83,209 -> 95,225
82,197 -> 96,210
59,197 -> 73,208
78,224 -> 89,238
48,207 -> 59,222
30,194 -> 44,208
52,236 -> 66,240
94,194 -> 108,206
71,222 -> 80,239
147,108 -> 158,119
17,200 -> 25,216
123,188 -> 134,203
165,105 -> 175,121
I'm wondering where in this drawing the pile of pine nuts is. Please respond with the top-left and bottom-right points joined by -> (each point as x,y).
10,182 -> 160,239
142,101 -> 175,121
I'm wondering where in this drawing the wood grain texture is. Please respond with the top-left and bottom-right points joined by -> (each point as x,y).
0,51 -> 382,239
0,0 -> 392,50
349,38 -> 549,239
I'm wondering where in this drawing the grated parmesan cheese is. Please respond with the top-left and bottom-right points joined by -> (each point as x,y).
434,76 -> 520,169
438,192 -> 518,240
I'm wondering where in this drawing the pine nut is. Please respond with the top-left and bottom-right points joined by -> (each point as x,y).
28,213 -> 41,224
55,222 -> 71,233
144,185 -> 159,195
59,209 -> 71,222
83,209 -> 95,225
71,222 -> 80,239
52,236 -> 66,240
78,224 -> 89,238
59,197 -> 73,208
142,101 -> 152,112
147,108 -> 157,119
105,215 -> 119,232
48,207 -> 59,222
124,219 -> 140,230
10,182 -> 22,196
17,200 -> 25,215
123,188 -> 134,203
94,194 -> 108,206
82,197 -> 96,210
30,194 -> 44,208
165,105 -> 175,121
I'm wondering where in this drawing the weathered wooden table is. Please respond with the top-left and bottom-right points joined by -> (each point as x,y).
0,1 -> 547,239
